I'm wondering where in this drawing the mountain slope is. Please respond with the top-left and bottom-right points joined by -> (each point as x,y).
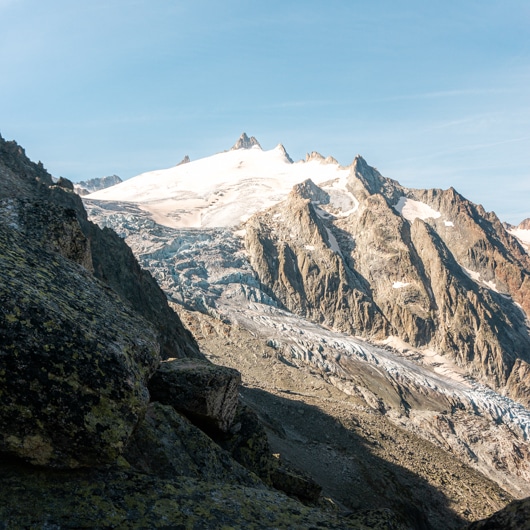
84,134 -> 530,526
87,134 -> 350,228
3,134 -> 379,529
244,157 -> 530,402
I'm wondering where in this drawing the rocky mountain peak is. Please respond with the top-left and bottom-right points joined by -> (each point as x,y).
305,151 -> 339,165
177,155 -> 191,166
518,218 -> 530,230
230,133 -> 261,151
351,154 -> 404,202
276,143 -> 294,163
306,151 -> 325,162
231,133 -> 261,151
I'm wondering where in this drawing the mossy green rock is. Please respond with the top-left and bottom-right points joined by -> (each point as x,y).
123,402 -> 263,487
0,226 -> 160,468
0,456 -> 360,529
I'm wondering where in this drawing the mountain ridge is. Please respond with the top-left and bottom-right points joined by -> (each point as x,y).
3,131 -> 529,527
84,134 -> 530,513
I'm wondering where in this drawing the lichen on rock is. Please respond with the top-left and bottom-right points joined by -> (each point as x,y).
0,225 -> 160,468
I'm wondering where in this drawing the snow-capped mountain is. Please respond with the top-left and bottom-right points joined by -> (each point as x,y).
74,174 -> 122,196
85,133 -> 530,501
86,135 -> 350,228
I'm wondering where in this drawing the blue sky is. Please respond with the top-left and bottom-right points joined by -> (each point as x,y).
1,0 -> 529,223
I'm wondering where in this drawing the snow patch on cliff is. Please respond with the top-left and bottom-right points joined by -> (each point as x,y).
394,197 -> 441,222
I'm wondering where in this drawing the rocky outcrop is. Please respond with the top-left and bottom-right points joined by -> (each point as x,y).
409,186 -> 530,318
0,137 -> 53,198
465,497 -> 530,529
123,402 -> 262,486
148,358 -> 241,432
0,134 -> 202,360
244,191 -> 390,338
0,226 -> 159,468
231,132 -> 261,150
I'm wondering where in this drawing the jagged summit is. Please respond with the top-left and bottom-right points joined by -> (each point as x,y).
305,151 -> 339,165
231,133 -> 261,151
177,155 -> 190,166
276,143 -> 294,163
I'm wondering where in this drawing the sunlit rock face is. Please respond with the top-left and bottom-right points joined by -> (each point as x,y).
245,156 -> 530,399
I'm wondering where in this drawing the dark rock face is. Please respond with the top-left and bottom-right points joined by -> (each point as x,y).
0,138 -> 53,198
123,402 -> 262,486
0,135 -> 202,361
465,497 -> 530,529
212,404 -> 277,485
148,358 -> 241,432
0,134 -> 203,466
0,225 -> 159,467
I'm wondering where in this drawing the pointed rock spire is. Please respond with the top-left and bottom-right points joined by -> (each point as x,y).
177,155 -> 190,166
231,133 -> 262,151
277,143 -> 294,163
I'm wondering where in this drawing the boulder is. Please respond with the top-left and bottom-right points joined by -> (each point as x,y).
148,358 -> 241,432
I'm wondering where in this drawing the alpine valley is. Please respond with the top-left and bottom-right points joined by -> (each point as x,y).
1,132 -> 530,529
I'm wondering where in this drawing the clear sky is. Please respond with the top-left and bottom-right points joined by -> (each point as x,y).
1,0 -> 529,223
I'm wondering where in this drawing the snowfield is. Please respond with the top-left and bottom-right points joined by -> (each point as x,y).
87,144 -> 351,228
